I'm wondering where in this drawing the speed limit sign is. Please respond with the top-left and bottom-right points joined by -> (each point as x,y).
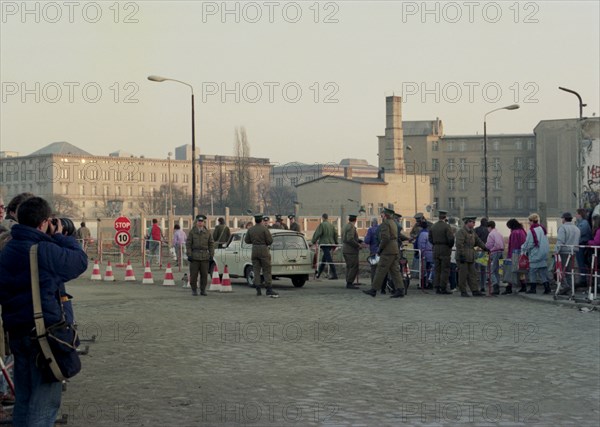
115,231 -> 131,247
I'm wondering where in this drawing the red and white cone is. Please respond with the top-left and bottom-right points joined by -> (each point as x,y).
162,263 -> 176,286
209,264 -> 221,292
220,265 -> 232,292
90,260 -> 102,280
142,261 -> 154,284
124,260 -> 136,282
103,261 -> 115,282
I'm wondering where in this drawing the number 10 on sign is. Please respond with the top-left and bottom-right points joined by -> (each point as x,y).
115,231 -> 131,247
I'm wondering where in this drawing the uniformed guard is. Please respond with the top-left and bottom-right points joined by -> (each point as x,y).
455,216 -> 489,297
342,214 -> 363,289
288,214 -> 301,232
263,215 -> 272,228
428,210 -> 454,294
186,215 -> 214,296
363,208 -> 405,298
272,214 -> 288,230
245,215 -> 278,297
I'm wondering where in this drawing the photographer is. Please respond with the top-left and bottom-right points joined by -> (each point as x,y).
0,197 -> 87,426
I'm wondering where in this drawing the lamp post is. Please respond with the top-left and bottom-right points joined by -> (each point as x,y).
406,145 -> 418,214
148,75 -> 196,218
559,86 -> 586,207
483,104 -> 520,219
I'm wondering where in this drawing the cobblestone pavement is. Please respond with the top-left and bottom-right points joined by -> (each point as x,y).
56,263 -> 599,426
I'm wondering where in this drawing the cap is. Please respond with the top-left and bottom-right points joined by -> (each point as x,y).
253,214 -> 264,222
438,210 -> 448,216
263,215 -> 270,221
414,212 -> 425,220
348,214 -> 358,221
275,214 -> 283,221
382,207 -> 395,216
195,215 -> 207,221
561,212 -> 573,221
462,216 -> 477,223
287,214 -> 295,219
393,213 -> 402,219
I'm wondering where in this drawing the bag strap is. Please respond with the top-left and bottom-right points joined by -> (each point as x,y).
30,244 -> 66,381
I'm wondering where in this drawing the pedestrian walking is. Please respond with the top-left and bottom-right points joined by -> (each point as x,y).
172,224 -> 187,268
475,218 -> 489,291
312,213 -> 339,280
504,218 -> 528,294
363,217 -> 380,283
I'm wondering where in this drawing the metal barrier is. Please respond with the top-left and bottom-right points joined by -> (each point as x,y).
553,244 -> 599,301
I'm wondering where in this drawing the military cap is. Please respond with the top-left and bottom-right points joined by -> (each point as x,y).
287,214 -> 295,219
462,216 -> 477,223
414,212 -> 425,220
263,215 -> 270,222
275,214 -> 283,221
348,214 -> 358,221
382,207 -> 395,215
195,214 -> 207,221
393,213 -> 402,219
254,214 -> 264,222
438,210 -> 448,216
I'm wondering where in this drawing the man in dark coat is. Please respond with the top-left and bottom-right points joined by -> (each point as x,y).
245,215 -> 278,297
342,214 -> 362,289
428,210 -> 454,294
186,215 -> 214,296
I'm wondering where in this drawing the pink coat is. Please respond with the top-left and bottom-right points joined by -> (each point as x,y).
589,229 -> 600,246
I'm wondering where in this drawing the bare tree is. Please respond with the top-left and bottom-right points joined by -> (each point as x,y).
227,127 -> 253,214
48,195 -> 79,218
267,186 -> 295,215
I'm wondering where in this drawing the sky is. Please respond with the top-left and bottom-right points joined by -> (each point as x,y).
1,1 -> 599,166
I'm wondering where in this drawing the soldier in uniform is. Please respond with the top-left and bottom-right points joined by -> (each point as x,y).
455,216 -> 489,297
363,208 -> 405,298
312,213 -> 339,280
428,210 -> 454,294
186,215 -> 214,296
212,217 -> 231,248
273,215 -> 288,230
263,215 -> 272,228
245,215 -> 278,297
342,214 -> 363,289
288,214 -> 301,232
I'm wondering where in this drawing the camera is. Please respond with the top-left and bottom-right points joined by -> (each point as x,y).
48,218 -> 76,237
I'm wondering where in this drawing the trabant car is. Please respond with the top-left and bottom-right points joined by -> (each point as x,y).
213,229 -> 314,287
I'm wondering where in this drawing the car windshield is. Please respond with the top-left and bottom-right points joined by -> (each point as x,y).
271,234 -> 307,250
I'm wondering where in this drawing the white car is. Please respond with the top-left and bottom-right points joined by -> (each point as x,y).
213,229 -> 314,287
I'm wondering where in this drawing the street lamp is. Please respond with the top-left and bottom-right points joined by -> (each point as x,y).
148,75 -> 197,218
559,86 -> 587,206
406,145 -> 417,215
483,104 -> 520,219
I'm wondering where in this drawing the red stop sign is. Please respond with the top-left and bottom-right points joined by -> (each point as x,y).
114,216 -> 131,232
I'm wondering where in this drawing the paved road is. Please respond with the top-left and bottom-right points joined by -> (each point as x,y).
59,265 -> 599,426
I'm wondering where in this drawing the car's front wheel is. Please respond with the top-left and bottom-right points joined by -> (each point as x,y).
291,276 -> 307,287
244,265 -> 255,287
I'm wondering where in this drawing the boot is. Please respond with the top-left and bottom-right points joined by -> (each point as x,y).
543,282 -> 551,294
518,283 -> 527,293
266,287 -> 279,298
192,289 -> 198,296
346,283 -> 359,289
492,284 -> 500,295
256,286 -> 262,296
390,288 -> 405,298
526,283 -> 537,294
363,288 -> 377,297
501,284 -> 513,295
460,291 -> 470,297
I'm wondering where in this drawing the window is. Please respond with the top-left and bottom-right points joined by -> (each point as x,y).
432,159 -> 439,171
183,174 -> 188,183
492,157 -> 501,171
459,158 -> 467,172
116,186 -> 121,196
460,178 -> 467,191
139,187 -> 144,196
448,198 -> 456,209
528,198 -> 536,209
447,141 -> 454,152
61,168 -> 69,180
460,197 -> 467,209
431,177 -> 439,189
515,140 -> 523,150
494,177 -> 501,190
493,140 -> 500,151
516,179 -> 523,190
172,174 -> 178,183
515,157 -> 523,170
527,179 -> 536,190
494,197 -> 501,209
102,170 -> 110,180
516,197 -> 523,209
128,187 -> 133,196
459,142 -> 466,152
528,158 -> 535,169
161,173 -> 167,183
62,185 -> 68,195
92,186 -> 97,196
103,185 -> 109,196
140,172 -> 145,181
527,140 -> 534,151
276,178 -> 283,187
150,173 -> 156,182
448,178 -> 456,191
290,177 -> 298,186
432,141 -> 439,151
115,172 -> 122,181
79,185 -> 85,196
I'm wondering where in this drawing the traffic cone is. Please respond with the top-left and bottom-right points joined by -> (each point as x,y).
90,260 -> 102,280
124,260 -> 136,282
103,261 -> 115,282
209,264 -> 221,292
142,261 -> 154,284
220,265 -> 232,292
181,273 -> 190,288
162,263 -> 176,286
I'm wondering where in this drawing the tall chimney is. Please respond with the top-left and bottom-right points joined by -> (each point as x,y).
378,96 -> 405,174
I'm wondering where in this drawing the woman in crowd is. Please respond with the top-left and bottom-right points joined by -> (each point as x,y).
521,213 -> 550,294
504,218 -> 527,294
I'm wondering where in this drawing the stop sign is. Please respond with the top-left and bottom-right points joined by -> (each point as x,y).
114,216 -> 131,232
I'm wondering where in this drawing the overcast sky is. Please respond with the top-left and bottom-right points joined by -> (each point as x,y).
1,1 -> 598,166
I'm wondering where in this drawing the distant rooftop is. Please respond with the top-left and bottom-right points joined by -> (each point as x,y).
403,119 -> 443,137
29,142 -> 93,157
